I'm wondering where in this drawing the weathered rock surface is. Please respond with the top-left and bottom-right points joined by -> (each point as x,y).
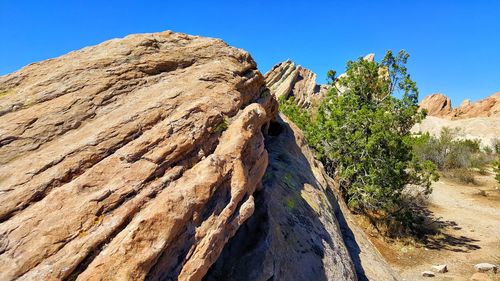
454,92 -> 500,118
0,31 -> 401,281
205,115 -> 400,281
475,263 -> 498,273
431,264 -> 448,273
0,31 -> 278,281
422,271 -> 436,277
420,92 -> 500,119
265,60 -> 328,107
420,93 -> 453,117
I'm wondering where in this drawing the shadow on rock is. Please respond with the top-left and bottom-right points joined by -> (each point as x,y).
204,115 -> 357,281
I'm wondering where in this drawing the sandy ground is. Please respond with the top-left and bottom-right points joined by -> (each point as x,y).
368,172 -> 500,281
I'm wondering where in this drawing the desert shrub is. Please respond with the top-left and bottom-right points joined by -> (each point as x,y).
412,128 -> 491,170
494,159 -> 500,183
493,139 -> 500,154
280,50 -> 438,231
483,145 -> 493,155
443,168 -> 476,184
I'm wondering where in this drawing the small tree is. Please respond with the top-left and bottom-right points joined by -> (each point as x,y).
281,50 -> 438,226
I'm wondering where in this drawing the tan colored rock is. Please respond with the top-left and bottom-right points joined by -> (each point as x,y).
420,92 -> 500,119
264,60 -> 327,107
0,31 -> 278,281
363,53 -> 375,62
205,115 -> 399,281
453,92 -> 500,118
420,93 -> 453,117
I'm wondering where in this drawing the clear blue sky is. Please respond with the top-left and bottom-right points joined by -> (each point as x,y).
1,0 -> 499,103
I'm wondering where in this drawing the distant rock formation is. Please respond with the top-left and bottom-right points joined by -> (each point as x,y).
264,60 -> 328,107
420,92 -> 500,119
419,93 -> 453,117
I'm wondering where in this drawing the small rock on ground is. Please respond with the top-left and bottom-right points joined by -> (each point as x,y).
475,263 -> 497,273
431,264 -> 448,273
422,271 -> 435,277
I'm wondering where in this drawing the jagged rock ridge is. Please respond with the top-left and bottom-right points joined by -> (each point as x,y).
420,92 -> 500,119
264,60 -> 328,107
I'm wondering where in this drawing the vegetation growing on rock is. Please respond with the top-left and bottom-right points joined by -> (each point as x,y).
280,50 -> 439,231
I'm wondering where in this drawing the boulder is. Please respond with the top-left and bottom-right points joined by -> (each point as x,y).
0,31 -> 277,281
422,271 -> 436,277
475,263 -> 498,273
431,264 -> 448,273
419,93 -> 453,117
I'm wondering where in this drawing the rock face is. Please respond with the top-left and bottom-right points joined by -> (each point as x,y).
264,60 -> 328,107
204,115 -> 357,281
0,31 -> 401,281
453,92 -> 500,118
0,31 -> 278,280
205,115 -> 400,281
420,92 -> 500,119
417,93 -> 500,147
419,93 -> 453,117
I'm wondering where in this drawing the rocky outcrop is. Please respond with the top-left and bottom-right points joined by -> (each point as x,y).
264,60 -> 328,107
417,93 -> 500,147
419,93 -> 453,117
0,30 -> 400,281
0,31 -> 278,281
205,115 -> 400,281
420,92 -> 500,119
453,92 -> 500,118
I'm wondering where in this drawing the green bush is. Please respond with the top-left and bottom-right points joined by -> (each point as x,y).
281,50 -> 438,227
412,128 -> 488,170
494,159 -> 500,183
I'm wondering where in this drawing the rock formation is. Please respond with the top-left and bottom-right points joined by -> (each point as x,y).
205,115 -> 400,281
0,31 -> 279,281
419,93 -> 453,117
420,92 -> 500,119
264,60 -> 328,107
417,93 -> 500,147
0,31 -> 401,281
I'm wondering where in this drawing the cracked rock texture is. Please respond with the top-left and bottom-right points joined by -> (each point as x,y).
204,115 -> 400,281
0,31 -> 278,281
264,60 -> 328,107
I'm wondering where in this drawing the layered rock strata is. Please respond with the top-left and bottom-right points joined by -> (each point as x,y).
264,60 -> 328,107
0,31 -> 277,281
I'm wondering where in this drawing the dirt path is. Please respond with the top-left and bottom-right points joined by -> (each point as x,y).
371,172 -> 500,280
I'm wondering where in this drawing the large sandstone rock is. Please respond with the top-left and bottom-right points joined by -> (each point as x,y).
453,92 -> 500,118
419,93 -> 453,117
205,115 -> 400,281
264,60 -> 328,107
0,31 -> 278,281
420,92 -> 500,119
